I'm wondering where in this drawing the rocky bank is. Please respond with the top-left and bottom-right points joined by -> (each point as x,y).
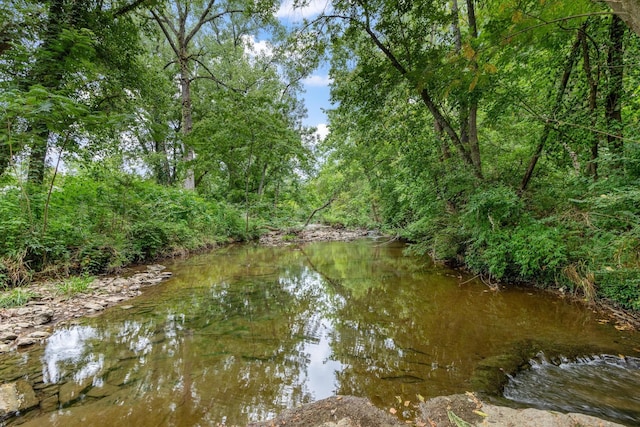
249,394 -> 626,427
0,231 -> 636,426
0,264 -> 172,353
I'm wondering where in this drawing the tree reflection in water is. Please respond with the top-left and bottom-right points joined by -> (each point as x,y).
4,240 -> 639,426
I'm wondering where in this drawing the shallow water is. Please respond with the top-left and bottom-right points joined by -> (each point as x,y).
504,354 -> 640,424
2,240 -> 639,426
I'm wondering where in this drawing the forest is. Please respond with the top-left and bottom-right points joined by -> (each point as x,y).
1,0 -> 639,311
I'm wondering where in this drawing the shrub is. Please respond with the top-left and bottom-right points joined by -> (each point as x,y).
77,243 -> 117,275
0,171 -> 246,285
595,269 -> 640,310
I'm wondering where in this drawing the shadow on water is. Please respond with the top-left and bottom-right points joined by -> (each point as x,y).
1,239 -> 639,426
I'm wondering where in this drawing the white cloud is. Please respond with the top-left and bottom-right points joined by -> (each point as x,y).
241,34 -> 274,58
276,0 -> 332,20
315,123 -> 329,140
303,74 -> 333,87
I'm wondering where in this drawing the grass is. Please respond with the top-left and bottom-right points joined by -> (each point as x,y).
56,275 -> 94,296
0,287 -> 36,308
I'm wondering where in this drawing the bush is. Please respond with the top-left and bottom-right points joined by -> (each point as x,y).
460,186 -> 567,281
596,269 -> 640,310
0,171 -> 246,286
129,221 -> 170,260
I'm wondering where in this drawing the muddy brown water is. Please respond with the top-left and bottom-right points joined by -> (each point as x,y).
2,240 -> 640,426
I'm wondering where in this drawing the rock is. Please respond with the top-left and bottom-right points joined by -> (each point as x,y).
15,380 -> 39,411
0,380 -> 38,417
418,394 -> 625,427
250,394 -> 625,427
0,384 -> 18,416
248,396 -> 404,427
319,418 -> 357,427
84,303 -> 105,311
27,330 -> 50,339
15,336 -> 37,347
14,330 -> 50,347
0,330 -> 18,341
39,393 -> 59,412
59,378 -> 92,407
85,383 -> 120,398
16,308 -> 30,316
146,264 -> 166,273
0,343 -> 11,353
33,310 -> 53,325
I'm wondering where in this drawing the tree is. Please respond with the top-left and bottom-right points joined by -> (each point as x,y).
148,0 -> 279,190
0,0 -> 151,185
187,33 -> 312,223
602,0 -> 640,36
321,0 -> 486,179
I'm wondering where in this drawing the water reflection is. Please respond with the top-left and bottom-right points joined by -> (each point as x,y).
42,326 -> 100,384
3,240 -> 640,426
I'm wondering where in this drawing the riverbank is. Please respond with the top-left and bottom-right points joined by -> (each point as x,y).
248,393 -> 626,427
258,224 -> 377,245
1,224 -> 637,355
0,265 -> 172,353
0,232 -> 637,426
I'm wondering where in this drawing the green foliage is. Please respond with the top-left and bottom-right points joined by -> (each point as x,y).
0,171 -> 245,287
0,287 -> 36,308
457,186 -> 567,281
56,275 -> 93,296
595,269 -> 640,310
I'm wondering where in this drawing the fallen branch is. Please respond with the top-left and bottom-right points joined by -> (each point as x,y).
305,194 -> 337,227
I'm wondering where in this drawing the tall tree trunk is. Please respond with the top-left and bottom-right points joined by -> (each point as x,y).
258,163 -> 267,199
435,121 -> 450,161
26,0 -> 65,186
466,0 -> 481,174
180,57 -> 195,190
0,140 -> 9,177
606,14 -> 625,167
520,26 -> 584,193
420,89 -> 479,177
449,0 -> 482,176
451,0 -> 462,52
468,101 -> 481,171
601,0 -> 640,38
581,29 -> 599,180
27,128 -> 49,185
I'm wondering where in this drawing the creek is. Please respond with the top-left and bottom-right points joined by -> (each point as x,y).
2,239 -> 639,426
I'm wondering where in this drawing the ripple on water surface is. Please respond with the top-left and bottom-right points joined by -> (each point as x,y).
504,353 -> 640,424
2,240 -> 640,426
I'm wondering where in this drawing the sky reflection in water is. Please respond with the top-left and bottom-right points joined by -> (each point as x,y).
8,240 -> 640,426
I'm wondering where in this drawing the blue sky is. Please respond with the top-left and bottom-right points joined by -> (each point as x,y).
275,0 -> 334,139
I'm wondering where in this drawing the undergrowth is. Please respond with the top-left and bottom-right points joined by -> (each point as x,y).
0,170 -> 246,288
